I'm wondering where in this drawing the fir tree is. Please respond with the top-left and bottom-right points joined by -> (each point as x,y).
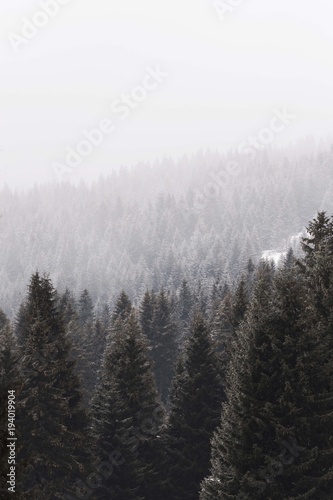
111,291 -> 132,325
201,255 -> 333,499
151,289 -> 178,401
78,289 -> 94,326
16,273 -> 91,499
101,304 -> 111,330
179,279 -> 193,325
92,311 -> 165,500
201,265 -> 282,500
139,291 -> 155,341
15,301 -> 28,349
58,288 -> 77,328
229,277 -> 248,331
166,313 -> 224,500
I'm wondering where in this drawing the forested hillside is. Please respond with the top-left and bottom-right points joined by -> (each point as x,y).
1,212 -> 333,498
0,142 -> 333,317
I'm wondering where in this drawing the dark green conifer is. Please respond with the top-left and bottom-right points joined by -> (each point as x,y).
92,311 -> 165,500
166,313 -> 224,500
16,273 -> 91,499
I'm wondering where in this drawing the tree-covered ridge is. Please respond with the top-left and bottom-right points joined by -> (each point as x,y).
0,144 -> 333,317
0,212 -> 333,498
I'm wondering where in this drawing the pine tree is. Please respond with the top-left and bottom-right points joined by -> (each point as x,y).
16,273 -> 91,499
166,313 -> 224,500
92,311 -> 165,500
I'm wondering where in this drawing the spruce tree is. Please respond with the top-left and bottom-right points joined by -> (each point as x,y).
101,304 -> 111,331
296,212 -> 333,496
201,264 -> 283,500
201,254 -> 333,499
92,311 -> 165,500
111,291 -> 132,325
139,291 -> 155,341
0,309 -> 8,330
166,313 -> 224,500
229,277 -> 248,331
150,289 -> 178,401
15,301 -> 28,349
16,273 -> 91,499
179,279 -> 193,325
78,289 -> 94,326
58,288 -> 77,328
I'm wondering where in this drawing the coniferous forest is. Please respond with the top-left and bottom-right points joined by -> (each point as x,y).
2,0 -> 333,497
1,209 -> 333,499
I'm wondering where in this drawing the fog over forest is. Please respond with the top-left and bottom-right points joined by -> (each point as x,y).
1,1 -> 333,499
0,139 -> 332,318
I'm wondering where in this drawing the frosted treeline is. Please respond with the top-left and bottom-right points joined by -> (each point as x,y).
0,140 -> 332,317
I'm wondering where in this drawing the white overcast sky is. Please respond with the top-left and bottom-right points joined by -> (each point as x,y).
0,0 -> 332,188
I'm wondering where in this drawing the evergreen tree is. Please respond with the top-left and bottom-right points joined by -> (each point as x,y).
15,301 -> 28,349
166,313 -> 224,500
65,289 -> 109,404
151,289 -> 178,401
201,254 -> 333,499
296,212 -> 333,496
111,291 -> 132,325
101,303 -> 111,331
16,273 -> 91,499
78,289 -> 94,326
58,288 -> 77,328
92,311 -> 165,500
139,291 -> 155,341
179,279 -> 193,325
229,277 -> 248,331
201,265 -> 282,499
0,309 -> 8,330
80,317 -> 107,403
